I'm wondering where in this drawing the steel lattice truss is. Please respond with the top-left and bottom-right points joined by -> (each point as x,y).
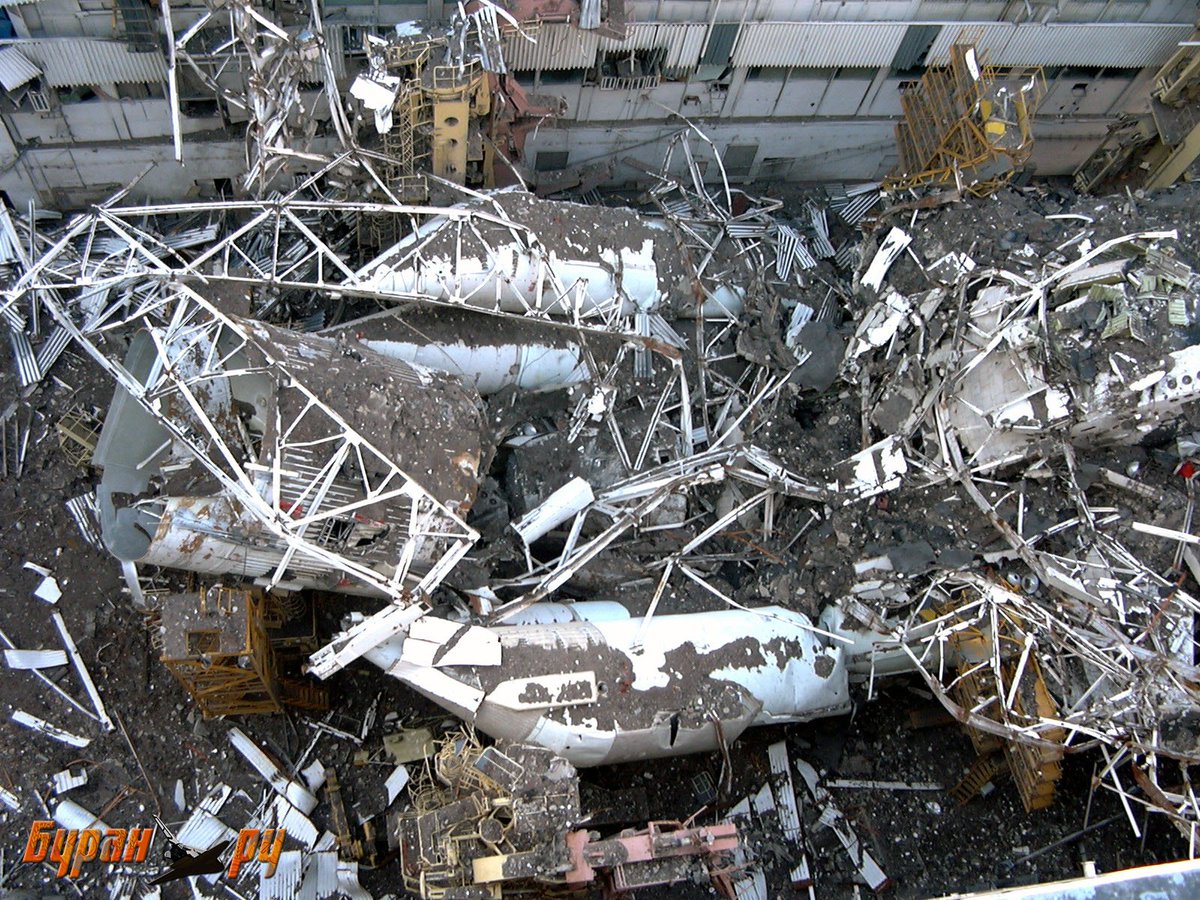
1,207 -> 481,677
7,198 -> 663,340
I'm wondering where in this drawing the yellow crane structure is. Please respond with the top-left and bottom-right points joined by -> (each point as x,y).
1075,24 -> 1200,193
885,42 -> 1045,197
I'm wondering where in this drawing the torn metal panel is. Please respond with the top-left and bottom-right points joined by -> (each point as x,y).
4,649 -> 67,670
54,799 -> 111,833
271,795 -> 320,848
298,849 -> 339,900
50,768 -> 88,795
768,740 -> 813,886
175,784 -> 236,852
401,616 -> 501,667
260,849 -> 304,900
33,574 -> 61,604
11,710 -> 90,748
335,860 -> 372,900
0,785 -> 19,811
795,759 -> 890,892
52,611 -> 113,731
826,436 -> 908,502
229,727 -> 318,814
861,228 -> 912,293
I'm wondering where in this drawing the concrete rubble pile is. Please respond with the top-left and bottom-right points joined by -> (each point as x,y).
5,126 -> 1200,892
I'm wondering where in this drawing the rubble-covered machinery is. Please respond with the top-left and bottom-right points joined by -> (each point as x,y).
1075,23 -> 1200,193
159,584 -> 328,717
391,728 -> 738,898
885,42 -> 1044,197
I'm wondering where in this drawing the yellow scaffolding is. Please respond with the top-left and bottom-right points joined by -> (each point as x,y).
56,406 -> 102,467
885,43 -> 1044,197
160,585 -> 328,718
947,610 -> 1064,813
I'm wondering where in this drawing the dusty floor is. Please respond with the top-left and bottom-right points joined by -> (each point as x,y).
0,179 -> 1197,898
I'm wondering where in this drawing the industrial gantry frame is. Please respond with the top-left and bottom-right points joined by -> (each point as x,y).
1075,23 -> 1200,193
885,42 -> 1045,197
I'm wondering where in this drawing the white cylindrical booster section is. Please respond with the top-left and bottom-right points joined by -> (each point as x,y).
496,600 -> 630,626
351,338 -> 591,395
357,217 -> 745,320
365,241 -> 659,317
369,606 -> 849,766
511,476 -> 595,544
585,606 -> 849,726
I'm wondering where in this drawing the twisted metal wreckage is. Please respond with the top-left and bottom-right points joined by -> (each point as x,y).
4,0 -> 1200,893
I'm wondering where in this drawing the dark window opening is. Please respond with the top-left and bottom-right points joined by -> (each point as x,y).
539,68 -> 586,85
592,48 -> 666,89
723,143 -> 758,177
535,150 -> 569,171
758,157 -> 794,178
746,66 -> 788,82
115,0 -> 160,53
55,86 -> 97,104
891,24 -> 941,76
182,98 -> 219,118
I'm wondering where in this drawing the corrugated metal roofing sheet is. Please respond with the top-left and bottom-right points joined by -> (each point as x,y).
298,850 -> 339,900
260,850 -> 304,900
482,19 -> 1194,73
504,21 -> 709,72
0,0 -> 42,7
16,39 -> 165,88
504,23 -> 598,70
0,46 -> 41,92
600,23 -> 709,71
732,22 -> 909,68
926,22 -> 1194,68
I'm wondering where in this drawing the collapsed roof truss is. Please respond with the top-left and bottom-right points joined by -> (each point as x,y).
1,209 -> 478,641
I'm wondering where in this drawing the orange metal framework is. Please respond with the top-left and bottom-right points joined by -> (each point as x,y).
161,586 -> 328,718
885,43 -> 1045,197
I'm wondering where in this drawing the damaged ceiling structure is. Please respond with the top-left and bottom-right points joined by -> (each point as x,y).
3,2 -> 1200,899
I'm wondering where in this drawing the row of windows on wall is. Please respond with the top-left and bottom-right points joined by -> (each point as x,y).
534,147 -> 795,178
520,63 -> 1117,89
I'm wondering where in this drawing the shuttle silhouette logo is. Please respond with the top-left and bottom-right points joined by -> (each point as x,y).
22,821 -> 286,882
